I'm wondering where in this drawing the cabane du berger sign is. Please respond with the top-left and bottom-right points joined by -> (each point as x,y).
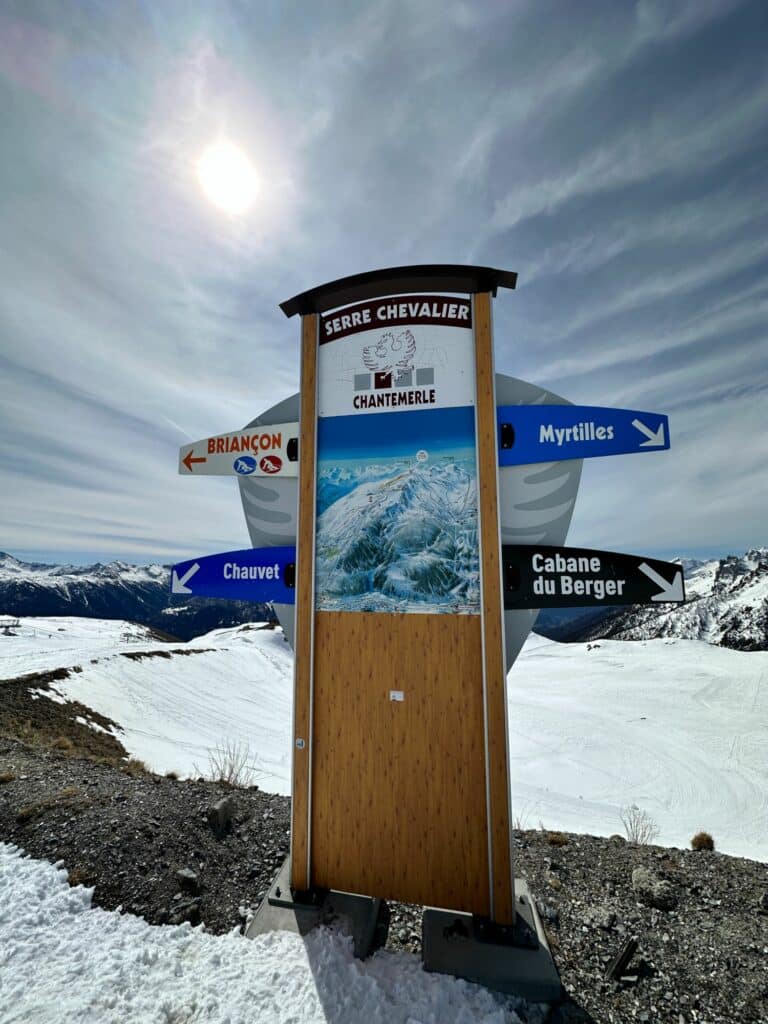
502,545 -> 685,609
316,294 -> 479,615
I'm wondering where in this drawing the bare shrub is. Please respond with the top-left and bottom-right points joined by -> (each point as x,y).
200,740 -> 256,788
121,758 -> 148,777
691,831 -> 715,851
511,798 -> 539,831
50,736 -> 74,752
547,831 -> 568,847
0,771 -> 16,784
68,866 -> 96,888
17,786 -> 82,823
165,770 -> 179,780
620,804 -> 660,845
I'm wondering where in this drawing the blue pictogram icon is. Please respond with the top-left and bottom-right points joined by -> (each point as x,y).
233,456 -> 257,475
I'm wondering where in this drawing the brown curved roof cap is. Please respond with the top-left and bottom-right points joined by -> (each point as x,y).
279,264 -> 517,318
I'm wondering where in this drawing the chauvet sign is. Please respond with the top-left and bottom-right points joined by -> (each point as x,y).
171,546 -> 296,601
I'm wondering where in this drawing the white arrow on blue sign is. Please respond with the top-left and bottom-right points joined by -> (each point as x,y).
497,405 -> 670,466
170,547 -> 296,603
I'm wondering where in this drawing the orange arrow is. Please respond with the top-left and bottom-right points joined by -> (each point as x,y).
183,450 -> 207,472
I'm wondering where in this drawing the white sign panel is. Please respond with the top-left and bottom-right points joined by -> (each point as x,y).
317,296 -> 475,418
178,423 -> 298,477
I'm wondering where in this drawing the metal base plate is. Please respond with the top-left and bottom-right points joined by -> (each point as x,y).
245,858 -> 387,959
422,880 -> 562,1002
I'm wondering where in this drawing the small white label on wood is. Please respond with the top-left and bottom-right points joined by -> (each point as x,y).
389,690 -> 404,702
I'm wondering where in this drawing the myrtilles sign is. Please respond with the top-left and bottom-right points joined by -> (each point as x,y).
172,265 -> 684,997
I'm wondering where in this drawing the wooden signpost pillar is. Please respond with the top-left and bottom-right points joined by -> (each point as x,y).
283,266 -> 518,922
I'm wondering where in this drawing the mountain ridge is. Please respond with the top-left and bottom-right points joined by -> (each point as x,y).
0,552 -> 271,642
560,546 -> 767,651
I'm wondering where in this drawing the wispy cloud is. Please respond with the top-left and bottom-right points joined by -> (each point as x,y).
0,0 -> 764,563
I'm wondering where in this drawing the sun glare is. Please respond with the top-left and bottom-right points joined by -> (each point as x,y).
196,140 -> 258,215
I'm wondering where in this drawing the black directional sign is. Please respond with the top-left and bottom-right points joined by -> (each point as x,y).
502,545 -> 685,610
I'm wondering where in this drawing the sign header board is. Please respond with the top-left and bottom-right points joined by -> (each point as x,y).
502,545 -> 685,609
317,295 -> 475,419
170,546 -> 296,603
178,425 -> 298,477
497,404 -> 670,465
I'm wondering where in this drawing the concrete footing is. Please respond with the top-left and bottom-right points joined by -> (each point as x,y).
422,880 -> 562,1002
247,865 -> 560,1002
245,858 -> 387,959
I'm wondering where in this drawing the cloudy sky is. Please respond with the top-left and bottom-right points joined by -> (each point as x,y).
0,0 -> 765,567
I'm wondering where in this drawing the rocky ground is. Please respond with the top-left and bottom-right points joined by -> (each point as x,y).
1,736 -> 767,1023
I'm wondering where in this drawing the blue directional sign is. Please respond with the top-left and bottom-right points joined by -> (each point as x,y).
170,546 -> 297,603
497,405 -> 670,466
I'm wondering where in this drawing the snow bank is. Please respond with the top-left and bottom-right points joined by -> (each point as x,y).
508,636 -> 768,861
0,619 -> 292,792
0,616 -> 160,680
0,843 -> 535,1024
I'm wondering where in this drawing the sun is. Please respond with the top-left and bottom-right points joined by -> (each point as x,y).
196,140 -> 258,216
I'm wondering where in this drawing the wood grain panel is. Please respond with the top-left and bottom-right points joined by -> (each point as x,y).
290,312 -> 318,892
310,611 -> 491,914
474,291 -> 515,923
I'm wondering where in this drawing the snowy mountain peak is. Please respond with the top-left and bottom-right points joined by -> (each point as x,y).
579,546 -> 767,650
0,553 -> 168,586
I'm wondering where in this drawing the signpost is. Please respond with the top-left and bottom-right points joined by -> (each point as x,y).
497,404 -> 669,465
174,263 -> 681,1001
283,269 -> 517,925
170,546 -> 296,601
502,545 -> 685,609
178,425 -> 299,477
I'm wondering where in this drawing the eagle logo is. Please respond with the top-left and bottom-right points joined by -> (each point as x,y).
362,330 -> 416,374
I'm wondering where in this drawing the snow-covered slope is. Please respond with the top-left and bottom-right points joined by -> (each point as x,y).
0,616 -> 162,679
577,547 -> 767,650
0,845 -> 532,1024
0,617 -> 294,792
3,617 -> 767,861
508,634 -> 768,861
